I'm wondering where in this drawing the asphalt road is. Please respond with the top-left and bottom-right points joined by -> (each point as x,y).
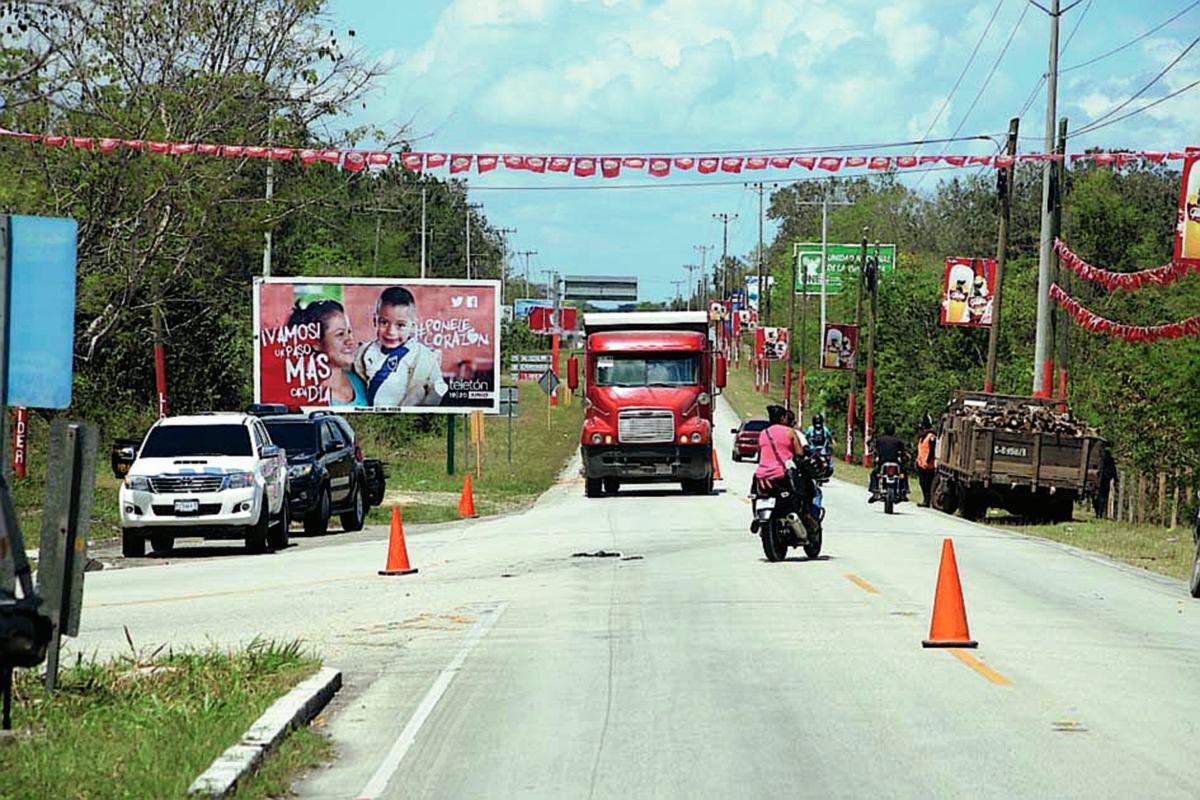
70,397 -> 1200,799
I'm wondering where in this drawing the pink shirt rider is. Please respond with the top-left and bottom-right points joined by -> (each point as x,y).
755,424 -> 799,481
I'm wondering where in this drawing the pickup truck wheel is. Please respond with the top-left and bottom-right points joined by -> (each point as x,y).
122,528 -> 145,558
340,484 -> 365,532
304,486 -> 331,536
585,478 -> 602,498
602,478 -> 620,495
150,532 -> 174,555
267,501 -> 290,551
246,506 -> 270,553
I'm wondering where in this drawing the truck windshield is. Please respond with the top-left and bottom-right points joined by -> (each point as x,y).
263,422 -> 318,456
139,424 -> 253,458
594,355 -> 700,387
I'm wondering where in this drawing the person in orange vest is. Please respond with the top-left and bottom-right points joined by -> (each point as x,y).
915,413 -> 937,507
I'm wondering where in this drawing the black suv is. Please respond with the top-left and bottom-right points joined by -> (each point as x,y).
247,405 -> 386,536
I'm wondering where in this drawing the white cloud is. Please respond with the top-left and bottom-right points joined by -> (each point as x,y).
873,1 -> 939,73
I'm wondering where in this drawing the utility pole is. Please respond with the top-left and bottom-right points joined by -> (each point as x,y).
693,244 -> 714,298
746,183 -> 769,320
682,265 -> 700,310
495,227 -> 517,305
713,213 -> 738,300
848,227 -> 868,464
1033,0 -> 1062,397
541,269 -> 556,300
985,117 -> 1021,393
465,201 -> 483,280
1054,116 -> 1069,403
671,279 -> 685,308
516,250 -> 537,298
864,241 -> 880,469
262,126 -> 274,277
420,184 -> 428,279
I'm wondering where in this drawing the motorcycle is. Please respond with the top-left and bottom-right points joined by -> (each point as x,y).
878,461 -> 907,515
751,452 -> 825,562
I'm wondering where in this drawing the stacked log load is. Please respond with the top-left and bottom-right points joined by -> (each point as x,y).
959,403 -> 1098,437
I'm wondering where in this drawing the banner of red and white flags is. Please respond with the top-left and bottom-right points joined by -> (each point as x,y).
0,127 -> 1194,178
1049,284 -> 1200,343
1054,238 -> 1200,292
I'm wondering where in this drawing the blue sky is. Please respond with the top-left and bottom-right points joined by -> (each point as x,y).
323,0 -> 1200,303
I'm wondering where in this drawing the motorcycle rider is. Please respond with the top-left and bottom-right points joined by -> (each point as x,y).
868,421 -> 910,502
752,405 -> 809,530
804,412 -> 835,465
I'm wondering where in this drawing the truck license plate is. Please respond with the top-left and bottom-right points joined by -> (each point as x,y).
654,465 -> 672,475
174,499 -> 199,513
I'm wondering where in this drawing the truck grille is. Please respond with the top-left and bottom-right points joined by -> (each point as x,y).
149,474 -> 225,494
618,409 -> 674,443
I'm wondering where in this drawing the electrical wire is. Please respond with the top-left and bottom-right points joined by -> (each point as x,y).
1017,0 -> 1092,121
1072,34 -> 1200,136
1072,75 -> 1200,137
1061,0 -> 1198,73
914,0 -> 1005,154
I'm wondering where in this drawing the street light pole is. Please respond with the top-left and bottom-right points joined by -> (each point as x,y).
495,227 -> 517,305
682,264 -> 700,310
465,201 -> 483,280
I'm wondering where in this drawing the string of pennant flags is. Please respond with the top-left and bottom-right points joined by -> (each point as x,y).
1049,284 -> 1200,343
0,127 -> 1193,177
1054,238 -> 1200,292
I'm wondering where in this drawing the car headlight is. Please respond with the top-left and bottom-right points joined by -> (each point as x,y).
288,464 -> 314,480
124,475 -> 150,492
222,472 -> 255,490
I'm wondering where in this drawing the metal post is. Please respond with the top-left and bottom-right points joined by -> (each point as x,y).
820,194 -> 829,350
1054,116 -> 1070,403
849,229 -> 868,464
1033,0 -> 1061,397
446,414 -> 455,475
787,242 -> 796,412
864,241 -> 879,469
420,185 -> 428,279
0,217 -> 32,604
985,118 -> 1020,393
263,127 -> 274,277
465,202 -> 483,279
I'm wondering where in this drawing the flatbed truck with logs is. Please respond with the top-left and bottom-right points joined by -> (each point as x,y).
930,391 -> 1105,523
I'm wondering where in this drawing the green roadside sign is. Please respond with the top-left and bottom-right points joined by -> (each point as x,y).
793,242 -> 897,294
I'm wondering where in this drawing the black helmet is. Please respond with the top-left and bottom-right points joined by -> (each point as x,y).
767,405 -> 788,425
813,413 -> 824,427
884,422 -> 896,435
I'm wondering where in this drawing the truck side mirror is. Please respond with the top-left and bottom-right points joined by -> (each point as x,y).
715,355 -> 727,389
567,355 -> 579,391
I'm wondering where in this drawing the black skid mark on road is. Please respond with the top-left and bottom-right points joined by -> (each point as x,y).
571,550 -> 643,561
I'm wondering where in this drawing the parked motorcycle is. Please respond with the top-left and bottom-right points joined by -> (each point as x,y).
878,461 -> 907,515
751,453 -> 825,562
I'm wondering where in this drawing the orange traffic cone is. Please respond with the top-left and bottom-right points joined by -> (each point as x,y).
922,538 -> 977,648
459,474 -> 478,518
711,448 -> 723,481
379,505 -> 418,576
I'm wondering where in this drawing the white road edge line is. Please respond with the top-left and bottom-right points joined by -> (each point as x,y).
357,601 -> 510,800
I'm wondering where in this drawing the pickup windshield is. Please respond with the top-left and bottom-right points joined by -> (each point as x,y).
594,354 -> 700,387
263,421 -> 318,456
140,424 -> 252,458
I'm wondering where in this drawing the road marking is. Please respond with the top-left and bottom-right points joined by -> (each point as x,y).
948,648 -> 1012,686
740,496 -> 751,505
844,574 -> 880,594
87,576 -> 355,608
357,601 -> 509,800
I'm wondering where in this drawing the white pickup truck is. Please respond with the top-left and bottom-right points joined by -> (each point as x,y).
118,413 -> 289,557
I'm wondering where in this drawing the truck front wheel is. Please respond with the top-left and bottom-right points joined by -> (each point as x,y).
585,478 -> 602,498
122,528 -> 145,559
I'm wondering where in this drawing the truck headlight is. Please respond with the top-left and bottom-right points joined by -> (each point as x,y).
288,464 -> 314,480
697,392 -> 711,406
222,472 -> 255,490
690,432 -> 702,443
590,433 -> 603,444
124,475 -> 150,492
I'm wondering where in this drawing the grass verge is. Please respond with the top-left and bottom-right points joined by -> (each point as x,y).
719,353 -> 1196,583
1,638 -> 328,800
364,380 -> 584,526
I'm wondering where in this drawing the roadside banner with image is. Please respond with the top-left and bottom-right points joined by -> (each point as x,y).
821,323 -> 858,370
755,327 -> 790,361
793,243 -> 897,294
940,257 -> 996,327
254,277 -> 500,414
514,297 -> 553,321
1177,148 -> 1200,267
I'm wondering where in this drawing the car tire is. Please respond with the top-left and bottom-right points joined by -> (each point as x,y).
340,484 -> 365,532
731,451 -> 740,462
246,505 -> 270,554
268,499 -> 290,551
304,485 -> 331,537
150,532 -> 174,555
122,528 -> 145,559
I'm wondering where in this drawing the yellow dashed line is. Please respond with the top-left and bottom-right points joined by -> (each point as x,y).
949,648 -> 1012,686
845,574 -> 880,594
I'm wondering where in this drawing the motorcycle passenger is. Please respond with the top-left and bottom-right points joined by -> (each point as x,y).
752,405 -> 808,525
869,422 -> 911,502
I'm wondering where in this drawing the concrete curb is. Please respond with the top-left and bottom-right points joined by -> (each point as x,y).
188,666 -> 343,799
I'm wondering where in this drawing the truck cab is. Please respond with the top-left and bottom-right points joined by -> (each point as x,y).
568,311 -> 726,497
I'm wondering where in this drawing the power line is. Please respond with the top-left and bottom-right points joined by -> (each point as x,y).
1017,0 -> 1092,119
914,0 -> 1004,153
1072,75 -> 1200,137
1073,34 -> 1200,136
1061,0 -> 1198,74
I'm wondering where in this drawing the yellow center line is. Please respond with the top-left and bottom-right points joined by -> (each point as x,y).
949,648 -> 1013,686
86,576 -> 368,608
845,574 -> 880,594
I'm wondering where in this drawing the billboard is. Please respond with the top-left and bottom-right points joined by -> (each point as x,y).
528,306 -> 579,334
821,323 -> 858,370
514,298 -> 552,321
940,257 -> 995,327
794,243 -> 897,294
560,275 -> 638,301
1177,148 -> 1200,267
755,327 -> 790,361
254,277 -> 500,414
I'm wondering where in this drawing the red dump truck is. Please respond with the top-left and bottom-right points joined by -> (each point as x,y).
567,311 -> 727,497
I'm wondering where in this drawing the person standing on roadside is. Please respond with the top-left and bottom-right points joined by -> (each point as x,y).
916,413 -> 937,507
